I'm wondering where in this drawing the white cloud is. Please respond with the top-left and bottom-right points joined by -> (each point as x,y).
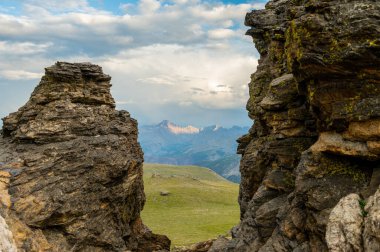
137,76 -> 177,86
24,0 -> 94,12
0,41 -> 52,55
116,100 -> 136,105
0,70 -> 42,80
0,0 -> 261,126
107,36 -> 134,45
100,43 -> 257,110
138,0 -> 161,14
171,0 -> 190,5
252,3 -> 266,9
179,101 -> 193,106
189,4 -> 253,21
208,28 -> 236,39
0,0 -> 261,48
119,3 -> 134,12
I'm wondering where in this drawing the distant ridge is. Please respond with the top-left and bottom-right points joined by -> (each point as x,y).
138,120 -> 249,182
158,120 -> 200,134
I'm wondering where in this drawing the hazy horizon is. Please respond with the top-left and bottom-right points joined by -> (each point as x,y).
0,0 -> 266,128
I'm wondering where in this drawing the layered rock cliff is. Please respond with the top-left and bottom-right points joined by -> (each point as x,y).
0,62 -> 170,251
226,0 -> 380,251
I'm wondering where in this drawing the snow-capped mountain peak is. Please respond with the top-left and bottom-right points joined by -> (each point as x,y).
158,120 -> 200,134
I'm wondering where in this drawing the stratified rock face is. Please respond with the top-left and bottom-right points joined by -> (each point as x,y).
0,62 -> 170,251
226,0 -> 380,251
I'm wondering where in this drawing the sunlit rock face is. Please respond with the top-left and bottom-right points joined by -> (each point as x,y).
225,0 -> 380,251
0,62 -> 170,251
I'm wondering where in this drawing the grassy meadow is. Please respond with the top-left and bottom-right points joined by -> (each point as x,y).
141,163 -> 240,247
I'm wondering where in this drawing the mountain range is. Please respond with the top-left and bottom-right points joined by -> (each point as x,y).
138,120 -> 249,182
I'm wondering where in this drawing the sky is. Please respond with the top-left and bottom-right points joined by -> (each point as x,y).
0,0 -> 265,128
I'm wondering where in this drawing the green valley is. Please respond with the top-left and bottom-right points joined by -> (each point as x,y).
141,163 -> 240,247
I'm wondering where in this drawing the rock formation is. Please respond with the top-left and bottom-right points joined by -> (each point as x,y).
325,189 -> 380,252
224,0 -> 380,251
0,62 -> 170,251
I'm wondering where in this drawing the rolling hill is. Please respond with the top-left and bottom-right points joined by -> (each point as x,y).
141,163 -> 240,247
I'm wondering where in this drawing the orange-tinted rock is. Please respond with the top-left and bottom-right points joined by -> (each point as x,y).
346,119 -> 380,141
311,132 -> 377,159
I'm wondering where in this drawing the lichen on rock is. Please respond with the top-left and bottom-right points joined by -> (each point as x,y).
0,62 -> 170,251
225,0 -> 380,251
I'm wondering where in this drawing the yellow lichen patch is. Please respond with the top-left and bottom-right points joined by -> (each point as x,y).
325,164 -> 366,183
323,38 -> 342,63
269,40 -> 285,65
307,82 -> 317,103
317,155 -> 367,183
367,39 -> 380,48
284,20 -> 311,71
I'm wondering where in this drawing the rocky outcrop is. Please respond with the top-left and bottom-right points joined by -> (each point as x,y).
325,194 -> 363,252
0,62 -> 170,251
363,187 -> 380,251
226,0 -> 380,251
325,187 -> 380,251
0,214 -> 17,252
